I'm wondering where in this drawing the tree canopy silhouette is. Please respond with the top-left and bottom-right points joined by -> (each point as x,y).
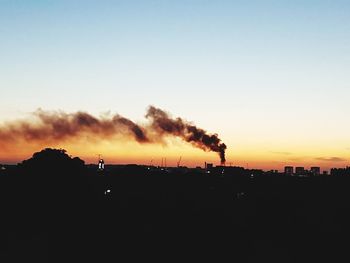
19,148 -> 85,177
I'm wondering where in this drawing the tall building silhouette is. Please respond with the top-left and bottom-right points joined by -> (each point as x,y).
284,166 -> 293,175
310,167 -> 320,175
295,167 -> 305,175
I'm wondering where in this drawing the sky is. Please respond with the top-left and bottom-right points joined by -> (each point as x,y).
1,0 -> 350,170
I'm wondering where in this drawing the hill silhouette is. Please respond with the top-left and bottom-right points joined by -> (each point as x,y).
18,148 -> 85,177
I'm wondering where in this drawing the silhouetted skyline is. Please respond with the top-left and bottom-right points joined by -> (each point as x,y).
1,148 -> 349,175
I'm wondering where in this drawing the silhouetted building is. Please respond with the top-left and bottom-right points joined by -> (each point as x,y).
284,166 -> 293,175
205,163 -> 213,170
310,167 -> 320,176
331,167 -> 350,176
205,162 -> 214,174
295,167 -> 305,175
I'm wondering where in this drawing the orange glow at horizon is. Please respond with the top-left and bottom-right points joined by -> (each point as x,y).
1,136 -> 349,171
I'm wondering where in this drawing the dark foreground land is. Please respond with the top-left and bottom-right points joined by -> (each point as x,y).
1,152 -> 350,262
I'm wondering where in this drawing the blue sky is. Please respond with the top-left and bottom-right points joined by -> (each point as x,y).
1,0 -> 350,168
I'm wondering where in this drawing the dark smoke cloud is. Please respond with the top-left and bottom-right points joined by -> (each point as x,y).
0,109 -> 149,143
145,106 -> 227,164
112,115 -> 149,142
0,106 -> 227,163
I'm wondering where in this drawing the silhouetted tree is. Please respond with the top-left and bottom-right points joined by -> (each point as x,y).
13,148 -> 90,210
19,148 -> 85,177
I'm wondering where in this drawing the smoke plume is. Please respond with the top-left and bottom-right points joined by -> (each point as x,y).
145,106 -> 227,164
0,109 -> 149,143
0,106 -> 227,163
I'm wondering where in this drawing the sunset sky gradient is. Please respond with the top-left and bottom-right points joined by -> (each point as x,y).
1,0 -> 350,170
